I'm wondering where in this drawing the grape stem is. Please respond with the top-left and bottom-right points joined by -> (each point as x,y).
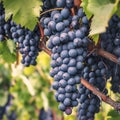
71,8 -> 76,16
38,22 -> 44,39
88,42 -> 120,65
15,43 -> 19,67
40,8 -> 63,16
81,78 -> 120,113
52,110 -> 57,120
38,22 -> 52,56
4,36 -> 8,40
96,48 -> 120,65
74,0 -> 82,7
39,40 -> 52,56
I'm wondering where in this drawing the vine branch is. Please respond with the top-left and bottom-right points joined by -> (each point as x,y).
96,48 -> 120,65
81,78 -> 120,113
88,42 -> 120,65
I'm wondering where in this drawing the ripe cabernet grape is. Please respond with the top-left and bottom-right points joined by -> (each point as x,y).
42,0 -> 90,115
0,1 -> 5,41
100,14 -> 120,93
39,108 -> 53,120
78,55 -> 109,120
8,21 -> 40,67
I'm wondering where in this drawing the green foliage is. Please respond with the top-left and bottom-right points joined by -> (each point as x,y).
0,53 -> 62,119
81,0 -> 92,19
6,40 -> 16,53
0,64 -> 11,106
88,0 -> 119,35
116,4 -> 120,17
3,0 -> 43,30
0,40 -> 16,63
107,110 -> 120,120
82,0 -> 119,43
90,34 -> 99,45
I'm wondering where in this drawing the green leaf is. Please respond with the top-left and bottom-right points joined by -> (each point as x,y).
0,91 -> 9,106
6,40 -> 16,53
3,0 -> 43,30
107,110 -> 120,120
64,115 -> 76,120
90,34 -> 99,45
81,0 -> 92,19
116,4 -> 120,17
0,41 -> 16,63
87,0 -> 119,36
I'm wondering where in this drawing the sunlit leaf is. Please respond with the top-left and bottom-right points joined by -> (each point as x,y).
3,0 -> 43,30
87,0 -> 119,35
0,41 -> 16,63
107,109 -> 120,120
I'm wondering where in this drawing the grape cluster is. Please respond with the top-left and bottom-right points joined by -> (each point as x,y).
0,106 -> 6,119
9,21 -> 40,66
100,14 -> 120,93
78,55 -> 108,120
0,94 -> 12,120
40,0 -> 109,118
39,108 -> 53,120
7,111 -> 17,120
42,0 -> 56,11
0,1 -> 41,67
40,0 -> 92,115
0,94 -> 17,120
0,1 -> 5,41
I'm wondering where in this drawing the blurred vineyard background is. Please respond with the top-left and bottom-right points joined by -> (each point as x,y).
0,40 -> 120,120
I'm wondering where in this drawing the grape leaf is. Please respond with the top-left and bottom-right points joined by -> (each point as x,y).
6,40 -> 16,53
0,41 -> 16,63
87,0 -> 119,35
90,34 -> 99,45
107,110 -> 120,120
81,0 -> 92,19
116,4 -> 120,17
0,91 -> 8,106
3,0 -> 43,30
